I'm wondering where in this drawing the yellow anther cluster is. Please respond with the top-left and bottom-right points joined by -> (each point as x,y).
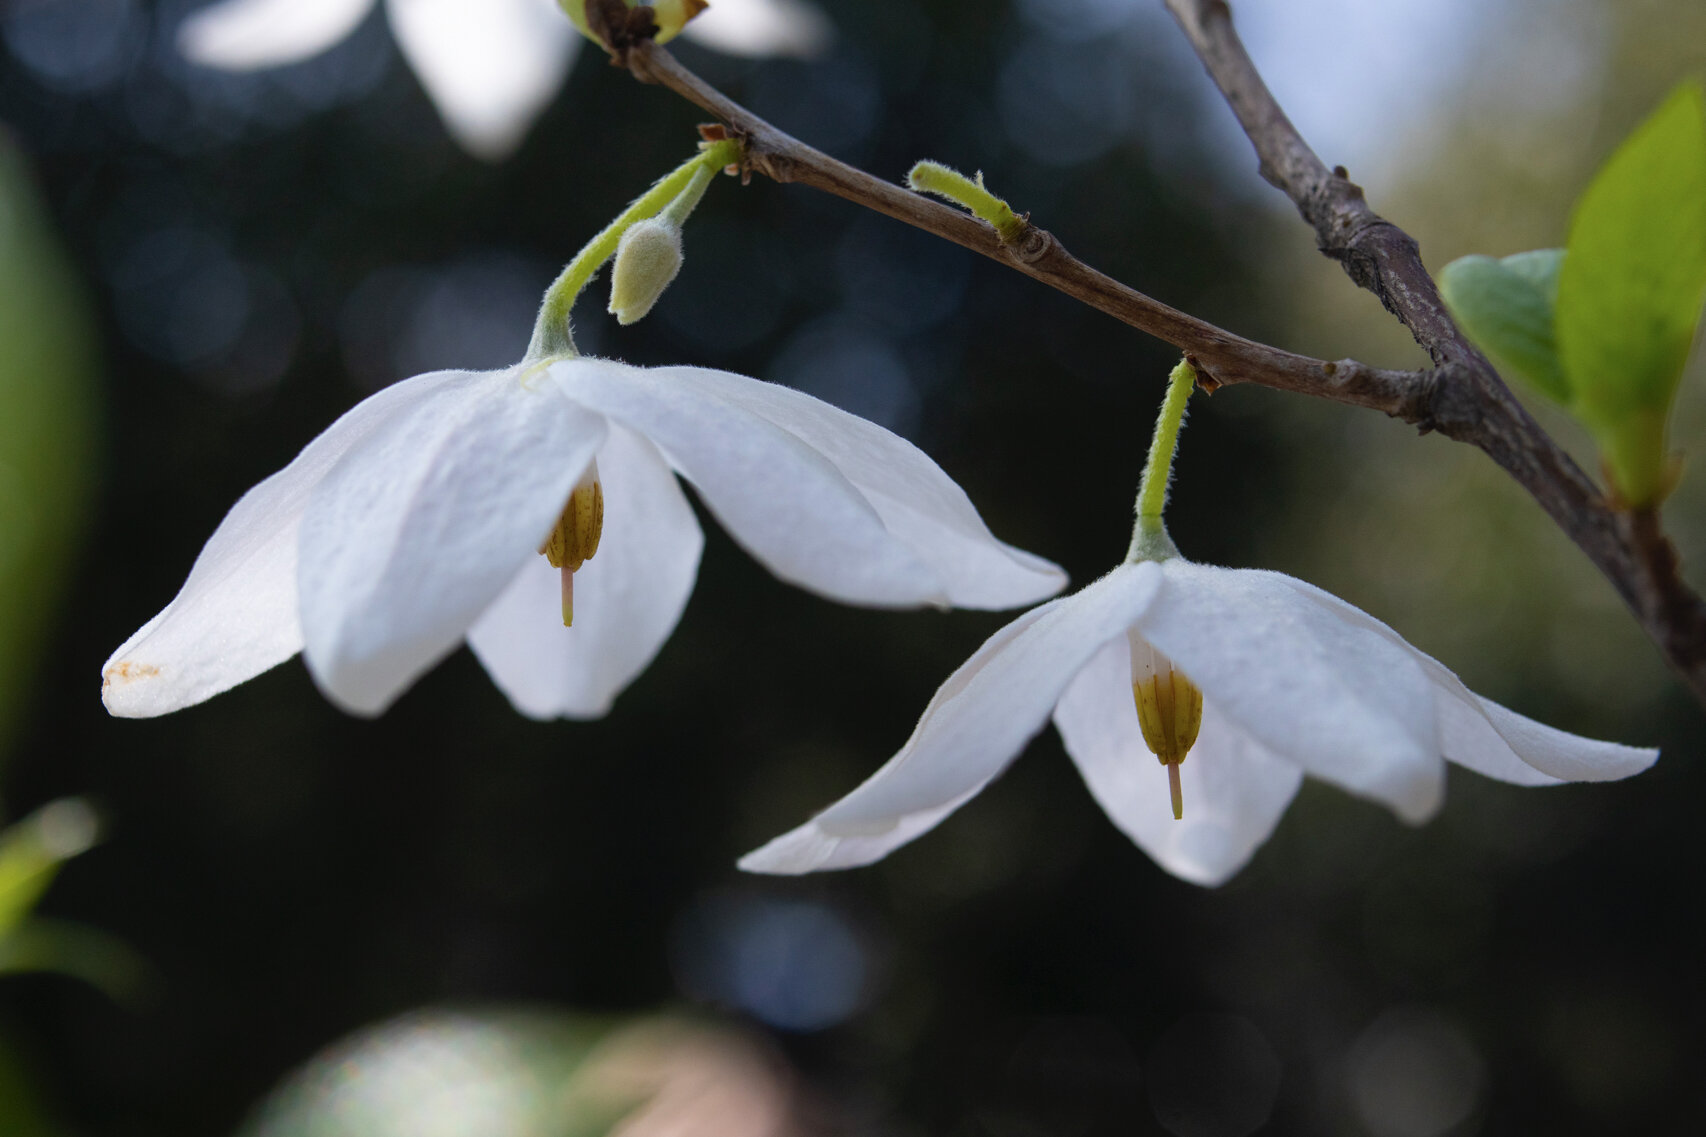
1133,667 -> 1203,769
541,465 -> 605,627
1128,632 -> 1204,820
541,478 -> 605,572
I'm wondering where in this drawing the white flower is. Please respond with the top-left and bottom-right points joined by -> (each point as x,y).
102,359 -> 1064,719
740,558 -> 1658,887
176,0 -> 833,160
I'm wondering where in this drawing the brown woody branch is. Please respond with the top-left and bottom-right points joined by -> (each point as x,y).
620,23 -> 1706,706
628,42 -> 1424,412
1162,0 -> 1706,704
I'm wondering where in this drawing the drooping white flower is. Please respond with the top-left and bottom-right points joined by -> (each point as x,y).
740,558 -> 1658,887
102,359 -> 1064,720
176,0 -> 833,160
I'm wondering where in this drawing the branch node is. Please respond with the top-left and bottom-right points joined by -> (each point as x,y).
588,0 -> 661,69
1011,224 -> 1053,265
1187,355 -> 1222,393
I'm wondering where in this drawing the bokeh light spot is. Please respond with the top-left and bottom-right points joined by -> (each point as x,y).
1147,1012 -> 1282,1137
2,0 -> 144,94
1346,1006 -> 1485,1137
672,890 -> 873,1033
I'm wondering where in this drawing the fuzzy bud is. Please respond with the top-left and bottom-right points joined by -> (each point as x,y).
608,218 -> 684,325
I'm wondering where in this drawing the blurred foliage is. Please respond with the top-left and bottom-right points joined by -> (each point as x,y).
1262,0 -> 1706,720
0,1036 -> 59,1137
0,798 -> 145,1001
1440,248 -> 1567,402
0,130 -> 98,770
0,798 -> 117,1137
240,1008 -> 797,1137
1444,82 -> 1706,507
241,1009 -> 632,1137
0,799 -> 98,934
1553,80 -> 1706,505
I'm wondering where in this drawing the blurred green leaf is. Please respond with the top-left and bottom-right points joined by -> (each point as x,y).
1555,81 -> 1706,505
239,1009 -> 638,1137
0,798 -> 146,1003
1440,249 -> 1568,402
0,799 -> 98,934
0,918 -> 152,1005
0,1037 -> 63,1137
0,131 -> 100,765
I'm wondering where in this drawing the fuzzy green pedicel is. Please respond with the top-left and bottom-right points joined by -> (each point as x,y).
525,137 -> 740,362
1126,358 -> 1196,564
906,160 -> 1027,244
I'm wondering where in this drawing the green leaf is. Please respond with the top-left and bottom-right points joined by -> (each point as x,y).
1555,80 -> 1706,506
0,137 -> 100,765
1440,249 -> 1568,403
0,1035 -> 67,1137
0,802 -> 151,1004
0,800 -> 99,934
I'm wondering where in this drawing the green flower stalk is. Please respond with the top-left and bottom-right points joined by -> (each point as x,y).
1126,358 -> 1196,565
608,160 -> 717,325
906,160 -> 1027,244
526,138 -> 739,361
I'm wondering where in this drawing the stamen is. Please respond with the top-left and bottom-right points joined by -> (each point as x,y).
1128,630 -> 1204,819
540,459 -> 605,627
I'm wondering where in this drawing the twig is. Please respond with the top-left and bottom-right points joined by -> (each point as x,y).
629,42 -> 1424,413
619,30 -> 1706,706
1161,0 -> 1706,704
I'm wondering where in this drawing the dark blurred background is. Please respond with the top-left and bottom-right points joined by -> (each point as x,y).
1,0 -> 1703,1134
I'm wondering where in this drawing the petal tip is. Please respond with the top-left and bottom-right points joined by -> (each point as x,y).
736,823 -> 864,875
1394,782 -> 1446,827
100,658 -> 165,718
305,654 -> 397,719
1592,742 -> 1661,780
735,841 -> 820,876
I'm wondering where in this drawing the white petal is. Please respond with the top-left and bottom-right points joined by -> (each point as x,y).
298,367 -> 607,715
468,424 -> 704,719
101,369 -> 466,717
385,0 -> 579,161
1194,569 -> 1658,787
739,564 -> 1162,874
1435,686 -> 1657,785
1137,562 -> 1445,824
553,361 -> 951,608
683,0 -> 833,58
177,0 -> 377,69
1054,638 -> 1303,887
639,365 -> 1065,609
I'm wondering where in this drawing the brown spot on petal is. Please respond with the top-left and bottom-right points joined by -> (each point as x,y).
102,661 -> 160,688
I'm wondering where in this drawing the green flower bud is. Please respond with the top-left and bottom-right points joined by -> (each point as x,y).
608,218 -> 684,325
